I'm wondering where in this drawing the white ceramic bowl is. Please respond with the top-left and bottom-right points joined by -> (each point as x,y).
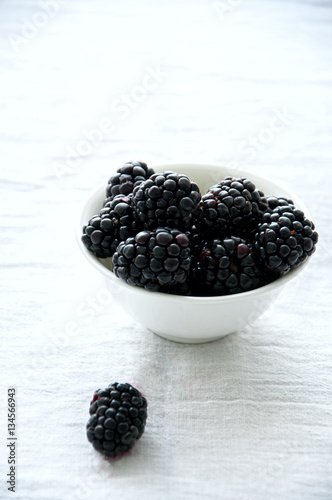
78,164 -> 312,343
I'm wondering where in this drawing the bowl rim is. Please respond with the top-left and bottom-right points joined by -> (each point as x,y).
77,162 -> 313,303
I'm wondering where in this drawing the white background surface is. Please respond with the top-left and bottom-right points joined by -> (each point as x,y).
1,1 -> 332,499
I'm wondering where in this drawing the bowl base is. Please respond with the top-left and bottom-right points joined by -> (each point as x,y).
150,330 -> 234,344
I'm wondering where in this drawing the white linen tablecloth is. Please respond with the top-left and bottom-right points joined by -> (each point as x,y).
0,0 -> 331,498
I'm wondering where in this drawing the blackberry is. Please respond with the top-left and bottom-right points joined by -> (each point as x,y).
106,161 -> 155,201
254,207 -> 318,273
132,171 -> 201,230
199,236 -> 264,296
200,177 -> 268,239
112,228 -> 192,293
82,194 -> 140,258
266,196 -> 295,212
87,382 -> 147,458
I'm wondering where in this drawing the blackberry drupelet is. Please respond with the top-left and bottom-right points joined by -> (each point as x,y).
112,228 -> 192,293
200,177 -> 268,239
132,171 -> 201,230
106,161 -> 155,201
189,224 -> 203,260
254,207 -> 318,273
266,196 -> 295,212
82,194 -> 140,258
199,236 -> 264,295
87,382 -> 147,458
188,224 -> 204,292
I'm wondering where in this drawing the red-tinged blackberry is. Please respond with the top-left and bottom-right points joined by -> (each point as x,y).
254,207 -> 319,273
87,382 -> 147,458
82,194 -> 140,258
132,171 -> 201,230
106,161 -> 155,201
201,177 -> 268,239
199,236 -> 265,296
266,196 -> 295,212
112,228 -> 192,293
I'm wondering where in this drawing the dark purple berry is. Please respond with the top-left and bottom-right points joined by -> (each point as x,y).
132,171 -> 201,230
197,236 -> 266,296
112,227 -> 193,294
200,176 -> 268,240
82,194 -> 142,258
106,161 -> 155,201
87,383 -> 148,458
254,207 -> 318,273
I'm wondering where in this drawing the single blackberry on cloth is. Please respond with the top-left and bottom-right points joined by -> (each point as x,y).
87,382 -> 148,458
200,176 -> 268,239
254,206 -> 319,273
132,171 -> 201,230
82,194 -> 140,258
112,228 -> 192,293
106,161 -> 155,201
199,236 -> 264,296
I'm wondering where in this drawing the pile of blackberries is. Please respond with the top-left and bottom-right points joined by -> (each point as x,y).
82,161 -> 318,296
